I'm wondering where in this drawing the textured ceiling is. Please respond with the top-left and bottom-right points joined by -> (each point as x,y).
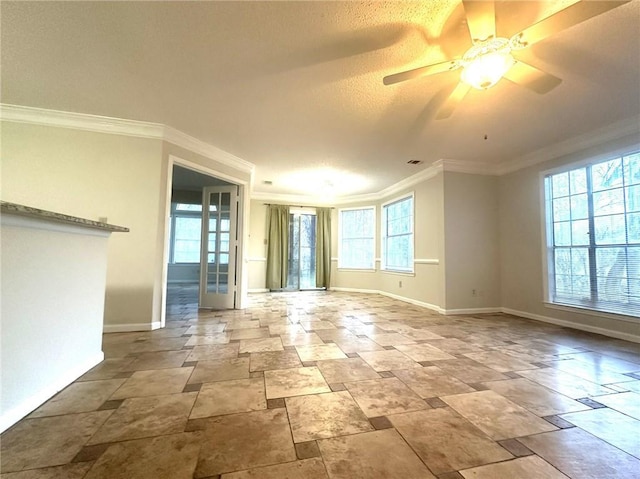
2,1 -> 639,199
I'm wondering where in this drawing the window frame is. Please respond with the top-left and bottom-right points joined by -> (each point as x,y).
541,149 -> 640,321
338,206 -> 376,270
169,202 -> 203,264
381,193 -> 415,274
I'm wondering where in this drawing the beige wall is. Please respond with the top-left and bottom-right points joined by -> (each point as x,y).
248,200 -> 268,291
500,132 -> 640,340
333,171 -> 500,313
1,121 -> 253,329
443,172 -> 501,311
329,173 -> 446,311
2,122 -> 164,329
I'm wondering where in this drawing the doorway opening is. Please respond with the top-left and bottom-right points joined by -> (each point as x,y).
167,165 -> 239,313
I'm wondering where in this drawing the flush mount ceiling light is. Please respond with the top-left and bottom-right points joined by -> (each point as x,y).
383,0 -> 629,119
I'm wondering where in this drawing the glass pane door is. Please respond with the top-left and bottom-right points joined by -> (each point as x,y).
287,213 -> 317,290
200,186 -> 237,309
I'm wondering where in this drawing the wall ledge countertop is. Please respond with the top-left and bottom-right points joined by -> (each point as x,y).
1,201 -> 129,233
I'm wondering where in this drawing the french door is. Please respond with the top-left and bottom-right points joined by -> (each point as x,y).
287,213 -> 317,290
199,186 -> 238,309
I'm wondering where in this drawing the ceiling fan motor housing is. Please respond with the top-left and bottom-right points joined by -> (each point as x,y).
460,37 -> 515,90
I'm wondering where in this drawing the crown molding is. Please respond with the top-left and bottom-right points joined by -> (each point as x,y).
331,192 -> 383,206
434,159 -> 501,176
375,162 -> 442,198
0,104 -> 254,174
497,115 -> 640,176
162,125 -> 254,174
0,103 -> 164,138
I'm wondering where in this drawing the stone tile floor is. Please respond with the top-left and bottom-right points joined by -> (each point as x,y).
2,288 -> 640,478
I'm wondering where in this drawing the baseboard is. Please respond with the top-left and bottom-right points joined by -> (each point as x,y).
0,351 -> 104,434
248,288 -> 269,293
330,286 -> 380,295
103,321 -> 162,333
378,291 -> 444,314
502,308 -> 640,344
443,307 -> 503,315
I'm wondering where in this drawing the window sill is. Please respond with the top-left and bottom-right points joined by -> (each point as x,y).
544,302 -> 640,324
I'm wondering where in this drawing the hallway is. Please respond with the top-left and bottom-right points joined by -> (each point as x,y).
1,291 -> 639,477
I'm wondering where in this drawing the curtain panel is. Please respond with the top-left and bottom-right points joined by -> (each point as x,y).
266,205 -> 290,290
315,207 -> 332,288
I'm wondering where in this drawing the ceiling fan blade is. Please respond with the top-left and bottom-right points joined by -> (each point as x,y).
504,61 -> 562,94
436,82 -> 471,120
462,1 -> 496,43
383,60 -> 459,86
513,1 -> 630,47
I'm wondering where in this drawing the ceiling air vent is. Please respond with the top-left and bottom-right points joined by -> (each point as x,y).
263,180 -> 273,185
407,160 -> 423,165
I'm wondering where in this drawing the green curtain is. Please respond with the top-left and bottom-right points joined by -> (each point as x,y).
266,205 -> 290,290
315,207 -> 332,288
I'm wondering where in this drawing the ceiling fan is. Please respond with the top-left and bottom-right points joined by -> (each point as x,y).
383,0 -> 630,119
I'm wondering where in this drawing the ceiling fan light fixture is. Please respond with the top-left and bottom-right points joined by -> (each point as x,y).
460,37 -> 514,90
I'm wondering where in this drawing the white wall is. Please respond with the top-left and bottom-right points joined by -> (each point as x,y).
500,132 -> 640,341
1,215 -> 110,432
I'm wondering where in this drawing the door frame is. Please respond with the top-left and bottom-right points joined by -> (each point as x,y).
160,155 -> 250,327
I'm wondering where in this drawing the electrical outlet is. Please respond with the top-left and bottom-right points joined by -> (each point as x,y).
399,280 -> 402,288
472,289 -> 477,297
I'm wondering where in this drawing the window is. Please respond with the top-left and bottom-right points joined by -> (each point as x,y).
339,207 -> 375,269
382,194 -> 414,272
170,203 -> 202,263
544,151 -> 640,317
